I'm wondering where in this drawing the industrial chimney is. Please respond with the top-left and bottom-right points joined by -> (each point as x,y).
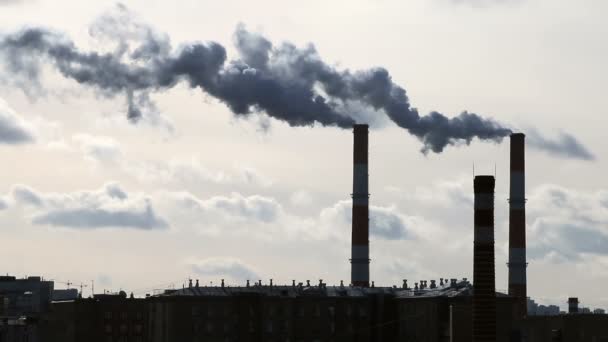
473,175 -> 496,342
509,133 -> 528,319
568,297 -> 579,314
351,124 -> 370,287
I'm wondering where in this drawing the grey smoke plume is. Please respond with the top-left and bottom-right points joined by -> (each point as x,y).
527,129 -> 595,161
0,5 -> 591,157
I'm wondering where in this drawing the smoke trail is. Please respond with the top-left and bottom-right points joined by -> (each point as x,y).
0,5 -> 591,158
527,129 -> 595,161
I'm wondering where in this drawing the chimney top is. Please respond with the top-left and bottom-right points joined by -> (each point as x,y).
474,175 -> 495,193
353,124 -> 369,131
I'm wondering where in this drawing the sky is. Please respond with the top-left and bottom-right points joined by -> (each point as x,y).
0,0 -> 607,310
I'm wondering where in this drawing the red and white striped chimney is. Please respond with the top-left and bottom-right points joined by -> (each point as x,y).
473,175 -> 496,342
351,124 -> 370,287
508,133 -> 527,319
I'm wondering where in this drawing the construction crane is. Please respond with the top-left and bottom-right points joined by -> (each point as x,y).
54,280 -> 90,297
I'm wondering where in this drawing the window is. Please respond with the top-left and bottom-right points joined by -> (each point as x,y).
120,312 -> 128,320
249,321 -> 255,333
266,321 -> 273,333
206,322 -> 214,333
104,311 -> 113,320
105,325 -> 112,334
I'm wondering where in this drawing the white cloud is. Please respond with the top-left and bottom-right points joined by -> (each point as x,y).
0,98 -> 35,145
12,185 -> 43,206
72,134 -> 123,163
289,190 -> 314,207
448,0 -> 523,7
319,200 -> 414,240
527,185 -> 608,262
0,196 -> 8,210
10,183 -> 167,230
190,257 -> 260,283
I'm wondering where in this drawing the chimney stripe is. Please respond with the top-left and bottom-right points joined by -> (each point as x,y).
473,175 -> 496,342
509,133 -> 528,319
351,124 -> 370,288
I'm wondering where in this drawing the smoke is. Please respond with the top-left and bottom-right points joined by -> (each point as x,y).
0,5 -> 592,158
527,129 -> 595,161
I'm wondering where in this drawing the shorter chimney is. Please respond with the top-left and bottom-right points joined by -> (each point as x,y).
568,298 -> 579,314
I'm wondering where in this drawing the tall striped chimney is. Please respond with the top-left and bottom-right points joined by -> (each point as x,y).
508,133 -> 527,319
351,124 -> 370,287
473,175 -> 496,342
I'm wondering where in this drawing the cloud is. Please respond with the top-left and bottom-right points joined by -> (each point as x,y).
12,184 -> 43,206
190,257 -> 260,282
72,134 -> 123,163
448,0 -> 523,7
0,98 -> 35,144
527,185 -> 608,262
319,200 -> 412,240
290,190 -> 314,207
171,192 -> 283,224
126,158 -> 271,187
0,0 -> 26,5
11,183 -> 167,230
0,197 -> 8,210
527,129 -> 595,161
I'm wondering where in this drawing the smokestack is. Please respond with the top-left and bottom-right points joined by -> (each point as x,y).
509,133 -> 528,319
351,124 -> 370,287
473,176 -> 496,342
568,297 -> 579,314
